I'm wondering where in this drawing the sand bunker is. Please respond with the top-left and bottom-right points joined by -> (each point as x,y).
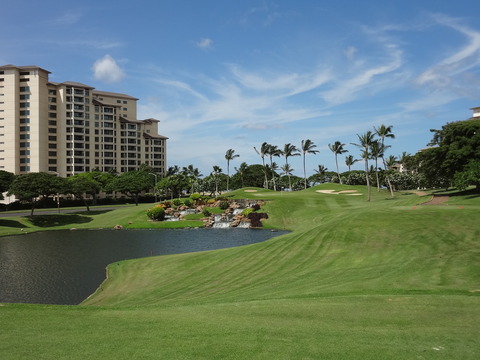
345,193 -> 362,196
315,190 -> 336,194
244,189 -> 258,193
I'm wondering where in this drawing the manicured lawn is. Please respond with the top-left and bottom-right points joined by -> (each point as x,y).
1,184 -> 479,359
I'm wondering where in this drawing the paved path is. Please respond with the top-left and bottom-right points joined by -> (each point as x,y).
0,207 -> 119,218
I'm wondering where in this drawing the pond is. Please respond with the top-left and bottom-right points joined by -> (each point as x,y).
0,228 -> 286,306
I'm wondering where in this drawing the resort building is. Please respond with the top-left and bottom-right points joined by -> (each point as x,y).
0,64 -> 167,177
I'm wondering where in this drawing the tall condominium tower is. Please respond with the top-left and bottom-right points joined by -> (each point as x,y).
0,64 -> 167,176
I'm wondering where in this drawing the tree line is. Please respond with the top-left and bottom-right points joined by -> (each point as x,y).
1,117 -> 479,215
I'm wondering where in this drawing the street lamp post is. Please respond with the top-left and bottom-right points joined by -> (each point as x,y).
149,173 -> 158,202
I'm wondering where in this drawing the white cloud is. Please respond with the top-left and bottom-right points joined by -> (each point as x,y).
320,43 -> 403,105
51,10 -> 83,25
416,14 -> 480,90
344,46 -> 357,60
196,38 -> 213,50
92,55 -> 125,83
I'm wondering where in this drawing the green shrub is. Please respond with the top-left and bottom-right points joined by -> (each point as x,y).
190,193 -> 202,201
202,208 -> 212,217
147,205 -> 166,221
172,199 -> 182,206
183,198 -> 193,207
161,201 -> 172,208
219,201 -> 230,210
241,208 -> 255,216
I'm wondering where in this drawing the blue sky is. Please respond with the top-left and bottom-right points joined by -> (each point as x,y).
2,0 -> 480,177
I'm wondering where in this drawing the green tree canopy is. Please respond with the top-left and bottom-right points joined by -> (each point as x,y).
417,118 -> 480,190
0,170 -> 15,200
7,172 -> 67,216
106,171 -> 154,205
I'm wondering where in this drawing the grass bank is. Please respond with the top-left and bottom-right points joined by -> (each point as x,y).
1,184 -> 480,359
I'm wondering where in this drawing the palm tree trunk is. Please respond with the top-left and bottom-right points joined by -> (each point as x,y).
365,159 -> 371,202
382,158 -> 394,197
335,155 -> 342,184
303,154 -> 307,189
375,158 -> 380,192
226,161 -> 230,191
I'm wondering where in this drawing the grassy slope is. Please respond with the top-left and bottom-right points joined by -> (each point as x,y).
1,185 -> 480,359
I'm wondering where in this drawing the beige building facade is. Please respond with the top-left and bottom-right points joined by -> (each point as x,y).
0,64 -> 167,176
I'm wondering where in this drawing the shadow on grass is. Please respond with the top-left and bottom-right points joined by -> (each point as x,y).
73,209 -> 114,216
28,214 -> 94,228
0,219 -> 27,228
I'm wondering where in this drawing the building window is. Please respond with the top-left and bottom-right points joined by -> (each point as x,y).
48,120 -> 57,126
20,118 -> 30,124
48,159 -> 57,164
48,97 -> 56,103
48,89 -> 56,95
19,150 -> 30,156
20,110 -> 30,116
20,142 -> 30,148
48,151 -> 57,156
48,143 -> 57,149
19,86 -> 29,92
19,134 -> 30,140
20,71 -> 30,75
48,136 -> 57,141
20,166 -> 30,172
20,102 -> 30,108
20,94 -> 30,100
48,167 -> 57,172
48,112 -> 57,118
19,78 -> 30,82
20,126 -> 30,132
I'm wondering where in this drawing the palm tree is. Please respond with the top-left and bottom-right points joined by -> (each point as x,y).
267,161 -> 280,190
314,164 -> 328,184
280,163 -> 294,181
301,139 -> 319,189
370,140 -> 386,192
345,155 -> 358,172
351,131 -> 375,201
234,162 -> 248,188
266,144 -> 282,191
398,151 -> 411,172
254,142 -> 269,189
282,143 -> 300,190
328,141 -> 348,184
182,164 -> 202,194
225,149 -> 240,191
375,124 -> 395,197
211,165 -> 223,195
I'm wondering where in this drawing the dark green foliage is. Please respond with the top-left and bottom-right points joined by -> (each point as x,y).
219,201 -> 229,210
202,208 -> 211,217
146,205 -> 166,221
107,171 -> 154,205
7,172 -> 67,216
0,170 -> 15,200
417,118 -> 480,189
230,164 -> 267,188
183,198 -> 193,207
172,199 -> 182,207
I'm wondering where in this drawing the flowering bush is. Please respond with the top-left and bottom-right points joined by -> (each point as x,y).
147,205 -> 166,221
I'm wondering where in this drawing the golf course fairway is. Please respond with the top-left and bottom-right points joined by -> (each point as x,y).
1,184 -> 479,359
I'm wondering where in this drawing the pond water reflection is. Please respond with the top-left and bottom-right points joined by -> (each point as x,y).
0,228 -> 286,305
